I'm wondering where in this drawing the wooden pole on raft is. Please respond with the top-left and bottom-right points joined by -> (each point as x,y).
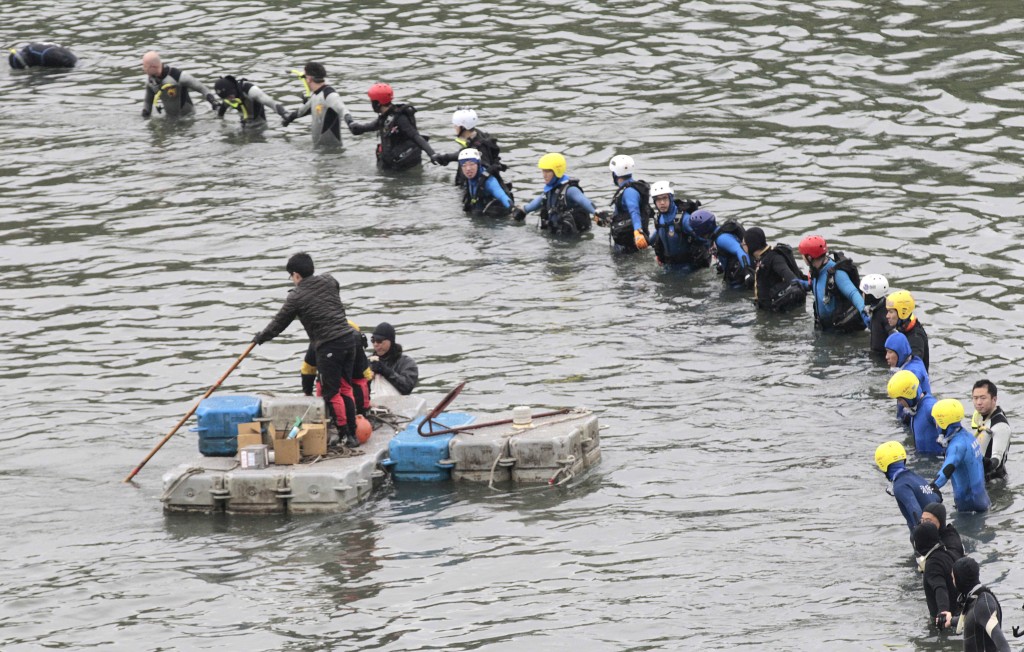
122,342 -> 256,483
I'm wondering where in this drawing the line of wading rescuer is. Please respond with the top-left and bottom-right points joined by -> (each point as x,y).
14,46 -> 1017,645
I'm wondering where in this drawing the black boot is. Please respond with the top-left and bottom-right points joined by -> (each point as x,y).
343,424 -> 359,449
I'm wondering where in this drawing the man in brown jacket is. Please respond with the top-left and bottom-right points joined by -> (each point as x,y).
253,253 -> 360,448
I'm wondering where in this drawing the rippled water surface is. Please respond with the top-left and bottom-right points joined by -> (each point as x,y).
2,1 -> 1024,650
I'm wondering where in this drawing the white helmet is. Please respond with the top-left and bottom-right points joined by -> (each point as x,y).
458,148 -> 482,163
452,108 -> 478,130
608,154 -> 635,177
859,274 -> 889,297
650,180 -> 673,198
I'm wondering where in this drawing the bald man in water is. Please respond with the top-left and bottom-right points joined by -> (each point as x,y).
140,50 -> 218,119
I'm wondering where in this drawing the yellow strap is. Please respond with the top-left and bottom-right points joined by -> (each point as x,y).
152,82 -> 175,107
222,97 -> 248,120
455,137 -> 468,147
300,361 -> 317,376
289,69 -> 311,98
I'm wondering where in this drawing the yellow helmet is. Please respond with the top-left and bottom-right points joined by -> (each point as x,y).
931,399 -> 965,431
874,441 -> 907,472
537,152 -> 567,178
885,290 -> 915,320
887,370 -> 920,400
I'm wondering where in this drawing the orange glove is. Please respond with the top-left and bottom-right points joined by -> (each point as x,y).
634,229 -> 648,250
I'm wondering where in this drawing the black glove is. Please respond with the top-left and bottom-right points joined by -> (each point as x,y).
681,199 -> 701,214
370,361 -> 384,375
429,153 -> 442,165
593,211 -> 611,227
344,113 -> 354,126
141,107 -> 152,119
743,267 -> 755,289
928,481 -> 941,495
281,110 -> 298,127
252,331 -> 267,345
511,206 -> 526,222
276,104 -> 288,119
205,94 -> 219,111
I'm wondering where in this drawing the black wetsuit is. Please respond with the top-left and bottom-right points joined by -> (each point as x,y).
752,245 -> 806,312
954,587 -> 1010,651
349,104 -> 436,171
9,43 -> 76,69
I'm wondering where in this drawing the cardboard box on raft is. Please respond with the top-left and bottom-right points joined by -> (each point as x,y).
267,421 -> 327,465
237,422 -> 263,451
298,423 -> 327,457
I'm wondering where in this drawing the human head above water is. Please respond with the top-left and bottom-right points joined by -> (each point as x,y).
537,152 -> 566,183
141,50 -> 162,76
304,62 -> 326,83
972,379 -> 998,417
286,252 -> 314,279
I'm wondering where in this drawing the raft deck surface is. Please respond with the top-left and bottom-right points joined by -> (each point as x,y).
161,395 -> 426,515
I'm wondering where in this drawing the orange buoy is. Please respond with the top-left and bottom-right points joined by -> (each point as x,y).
355,415 -> 373,444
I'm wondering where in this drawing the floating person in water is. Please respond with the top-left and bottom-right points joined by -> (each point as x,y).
970,379 -> 1011,483
458,148 -> 523,219
874,441 -> 942,549
798,235 -> 868,332
597,155 -> 653,254
743,227 -> 807,311
860,274 -> 890,357
8,42 -> 76,69
647,181 -> 712,272
251,252 -> 361,449
939,557 -> 1011,650
885,331 -> 931,423
301,320 -> 373,418
887,370 -> 943,456
912,521 -> 962,629
213,75 -> 288,128
886,289 -> 929,371
930,399 -> 990,514
709,216 -> 752,289
369,322 -> 418,396
140,51 -> 218,119
279,62 -> 353,147
522,153 -> 596,234
434,107 -> 506,186
920,502 -> 965,557
346,82 -> 439,169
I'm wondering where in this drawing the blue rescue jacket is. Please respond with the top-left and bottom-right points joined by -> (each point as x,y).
714,232 -> 750,288
463,169 -> 512,214
652,199 -> 712,269
809,259 -> 865,327
934,424 -> 990,513
889,463 -> 942,534
904,392 -> 943,456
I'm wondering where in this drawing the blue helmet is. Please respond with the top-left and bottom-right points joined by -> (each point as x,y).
690,209 -> 717,237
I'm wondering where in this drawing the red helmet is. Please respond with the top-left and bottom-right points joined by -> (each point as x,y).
798,235 -> 828,259
367,83 -> 393,105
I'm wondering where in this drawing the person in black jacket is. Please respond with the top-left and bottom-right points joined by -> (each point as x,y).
253,253 -> 361,448
743,227 -> 808,312
913,522 -> 962,627
8,42 -> 76,69
920,502 -> 965,557
941,557 -> 1011,651
369,322 -> 419,395
860,274 -> 890,358
214,75 -> 288,128
347,83 -> 438,171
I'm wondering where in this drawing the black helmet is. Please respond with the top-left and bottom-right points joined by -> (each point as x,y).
214,76 -> 238,99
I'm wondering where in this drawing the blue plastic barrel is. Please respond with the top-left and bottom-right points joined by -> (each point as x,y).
383,412 -> 476,481
192,395 -> 262,457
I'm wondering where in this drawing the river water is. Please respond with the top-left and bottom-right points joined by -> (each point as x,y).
2,1 -> 1023,650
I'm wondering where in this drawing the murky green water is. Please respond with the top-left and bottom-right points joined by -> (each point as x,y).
1,1 -> 1023,649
